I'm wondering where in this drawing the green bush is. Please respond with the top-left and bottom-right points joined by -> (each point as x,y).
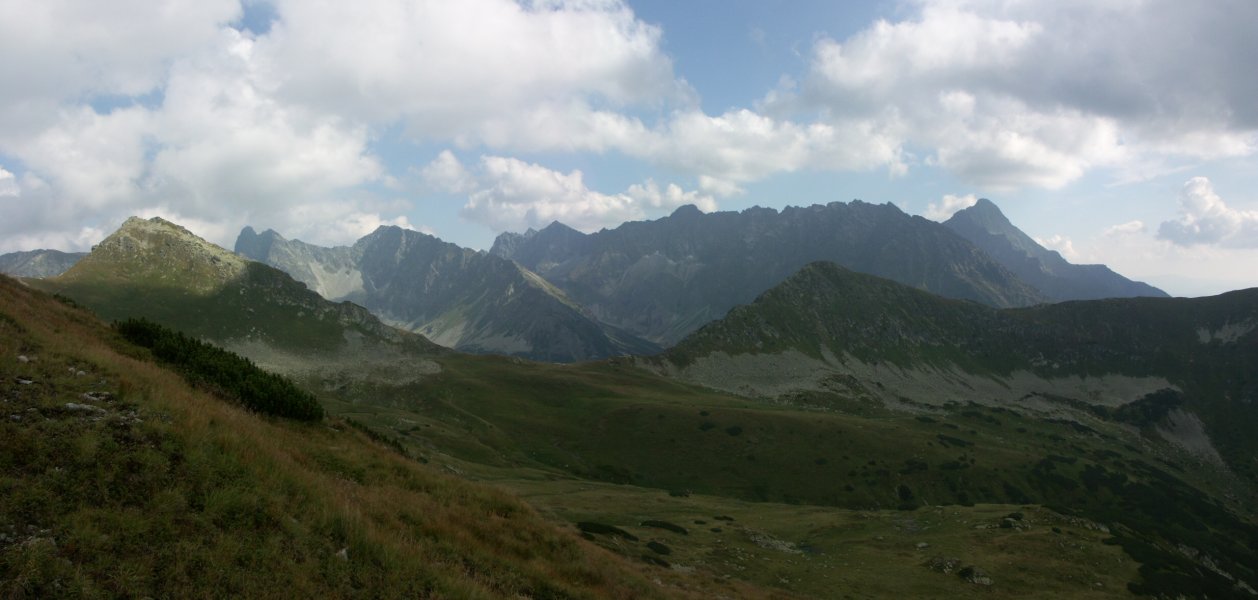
114,318 -> 323,421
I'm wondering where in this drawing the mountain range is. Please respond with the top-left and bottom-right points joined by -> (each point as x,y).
234,225 -> 658,362
492,200 -> 1163,347
0,248 -> 85,278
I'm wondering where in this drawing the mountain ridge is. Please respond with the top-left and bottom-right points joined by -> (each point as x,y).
944,198 -> 1168,301
493,200 -> 1048,346
0,248 -> 86,278
656,260 -> 1258,481
236,224 -> 659,362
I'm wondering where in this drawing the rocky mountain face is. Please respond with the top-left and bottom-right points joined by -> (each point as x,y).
0,249 -> 86,278
658,261 -> 1258,481
492,201 -> 1046,346
235,225 -> 658,362
944,198 -> 1167,301
37,217 -> 440,375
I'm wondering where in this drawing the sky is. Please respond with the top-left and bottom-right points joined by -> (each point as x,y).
1,0 -> 1256,297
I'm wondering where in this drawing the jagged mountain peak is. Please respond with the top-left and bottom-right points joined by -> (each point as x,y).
670,204 -> 704,218
943,198 -> 1168,301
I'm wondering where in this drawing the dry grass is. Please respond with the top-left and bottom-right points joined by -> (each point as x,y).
0,276 -> 781,599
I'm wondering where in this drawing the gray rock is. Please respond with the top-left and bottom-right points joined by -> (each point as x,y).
65,403 -> 106,414
924,556 -> 961,574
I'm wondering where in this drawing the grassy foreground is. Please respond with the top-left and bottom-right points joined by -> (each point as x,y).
0,276 -> 776,599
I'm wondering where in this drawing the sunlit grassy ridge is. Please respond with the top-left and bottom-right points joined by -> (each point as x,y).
0,276 -> 775,599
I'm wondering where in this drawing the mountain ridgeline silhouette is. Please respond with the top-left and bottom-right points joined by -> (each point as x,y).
493,201 -> 1048,346
235,225 -> 658,362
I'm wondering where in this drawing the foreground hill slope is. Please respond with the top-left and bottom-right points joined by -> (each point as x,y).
944,199 -> 1167,301
236,225 -> 657,362
32,217 -> 442,377
0,275 -> 751,598
0,249 -> 85,278
492,201 -> 1045,346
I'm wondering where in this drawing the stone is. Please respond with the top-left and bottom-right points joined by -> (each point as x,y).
925,556 -> 961,574
65,403 -> 107,414
958,566 -> 994,586
17,355 -> 29,363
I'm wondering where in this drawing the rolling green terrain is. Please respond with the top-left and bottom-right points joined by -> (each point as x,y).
20,216 -> 1258,597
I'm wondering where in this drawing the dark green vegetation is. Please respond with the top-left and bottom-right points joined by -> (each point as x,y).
492,200 -> 1045,345
944,198 -> 1166,301
114,318 -> 323,421
236,225 -> 658,361
670,262 -> 1258,478
0,275 -> 767,599
322,351 -> 1257,597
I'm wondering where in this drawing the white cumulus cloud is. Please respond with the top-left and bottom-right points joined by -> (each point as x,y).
770,0 -> 1258,191
1158,177 -> 1258,248
433,153 -> 714,233
0,168 -> 18,197
1105,220 -> 1146,237
924,194 -> 978,221
1034,234 -> 1079,261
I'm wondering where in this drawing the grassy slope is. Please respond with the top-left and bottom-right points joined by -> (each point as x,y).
319,352 -> 1257,598
0,276 -> 773,599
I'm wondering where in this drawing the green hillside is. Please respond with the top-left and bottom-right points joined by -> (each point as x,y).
0,274 -> 765,598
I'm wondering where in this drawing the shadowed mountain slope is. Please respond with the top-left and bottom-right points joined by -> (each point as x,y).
236,225 -> 658,362
662,261 -> 1258,482
0,249 -> 86,278
944,198 -> 1167,301
492,201 -> 1046,346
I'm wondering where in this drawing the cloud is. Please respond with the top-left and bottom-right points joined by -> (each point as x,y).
924,193 -> 978,221
438,153 -> 714,233
420,150 -> 476,194
0,0 -> 241,140
771,0 -> 1258,190
255,0 -> 686,137
5,0 -> 1258,252
1034,234 -> 1079,261
1105,220 -> 1146,236
631,108 -> 908,189
1158,177 -> 1258,248
0,0 -> 689,251
625,179 -> 717,212
0,168 -> 18,197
